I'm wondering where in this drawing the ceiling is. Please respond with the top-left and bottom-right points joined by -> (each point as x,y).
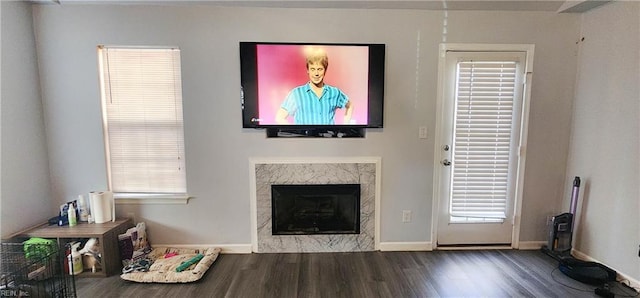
30,0 -> 611,13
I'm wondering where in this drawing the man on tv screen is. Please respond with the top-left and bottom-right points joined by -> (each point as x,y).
275,48 -> 353,125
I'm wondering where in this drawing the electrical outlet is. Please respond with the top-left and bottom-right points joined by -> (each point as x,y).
127,212 -> 136,222
402,210 -> 412,223
418,126 -> 428,139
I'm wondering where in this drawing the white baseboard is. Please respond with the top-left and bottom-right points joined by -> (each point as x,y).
153,244 -> 252,254
572,249 -> 640,290
436,245 -> 512,251
378,241 -> 546,251
160,243 -> 436,253
432,240 -> 542,251
517,241 -> 546,250
379,242 -> 433,251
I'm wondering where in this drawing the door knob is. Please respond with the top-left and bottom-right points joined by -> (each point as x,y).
441,159 -> 452,166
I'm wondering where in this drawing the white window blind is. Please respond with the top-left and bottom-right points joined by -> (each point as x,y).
450,60 -> 518,220
98,46 -> 187,195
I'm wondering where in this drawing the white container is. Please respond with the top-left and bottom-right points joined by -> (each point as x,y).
77,195 -> 89,222
70,242 -> 83,275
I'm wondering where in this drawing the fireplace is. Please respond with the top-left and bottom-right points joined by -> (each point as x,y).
252,159 -> 379,253
271,184 -> 360,235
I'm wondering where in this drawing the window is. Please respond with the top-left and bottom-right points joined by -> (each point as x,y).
98,46 -> 187,202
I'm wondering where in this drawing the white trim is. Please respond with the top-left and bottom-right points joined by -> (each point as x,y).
249,156 -> 383,165
436,245 -> 512,251
517,241 -> 546,250
572,249 -> 640,290
511,44 -> 535,250
430,44 -> 447,251
115,193 -> 190,205
379,242 -> 432,252
153,244 -> 252,254
440,43 -> 536,53
99,45 -> 179,50
249,157 -> 382,252
431,43 -> 535,250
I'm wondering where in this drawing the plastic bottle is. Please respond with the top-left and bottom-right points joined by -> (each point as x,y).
70,242 -> 83,275
77,195 -> 89,222
65,245 -> 71,274
68,203 -> 77,227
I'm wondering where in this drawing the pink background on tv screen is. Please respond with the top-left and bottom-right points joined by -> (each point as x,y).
256,44 -> 369,125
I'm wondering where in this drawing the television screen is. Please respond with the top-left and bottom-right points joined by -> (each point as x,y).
240,42 -> 385,129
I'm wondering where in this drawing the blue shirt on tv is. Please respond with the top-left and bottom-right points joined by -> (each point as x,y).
280,82 -> 349,125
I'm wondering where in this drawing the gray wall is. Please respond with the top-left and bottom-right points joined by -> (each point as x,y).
15,4 -> 581,247
565,1 -> 639,281
0,1 -> 53,238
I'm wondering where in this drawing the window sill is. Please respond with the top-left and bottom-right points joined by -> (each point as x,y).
114,193 -> 190,205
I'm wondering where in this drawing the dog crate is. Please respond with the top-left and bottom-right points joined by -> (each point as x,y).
0,241 -> 76,297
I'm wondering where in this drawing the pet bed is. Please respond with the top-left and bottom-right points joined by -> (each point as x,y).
120,246 -> 221,283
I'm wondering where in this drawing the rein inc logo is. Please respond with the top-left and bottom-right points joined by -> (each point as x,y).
0,289 -> 28,297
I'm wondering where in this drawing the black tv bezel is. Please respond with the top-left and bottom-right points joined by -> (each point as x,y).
240,41 -> 385,129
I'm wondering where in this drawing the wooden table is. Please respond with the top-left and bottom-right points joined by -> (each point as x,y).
19,218 -> 133,277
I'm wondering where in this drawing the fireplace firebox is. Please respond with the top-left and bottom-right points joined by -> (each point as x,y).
271,184 -> 360,235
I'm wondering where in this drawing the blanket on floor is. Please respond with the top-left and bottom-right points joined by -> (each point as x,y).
120,247 -> 221,283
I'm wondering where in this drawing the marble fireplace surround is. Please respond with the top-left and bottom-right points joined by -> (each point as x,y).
249,157 -> 381,253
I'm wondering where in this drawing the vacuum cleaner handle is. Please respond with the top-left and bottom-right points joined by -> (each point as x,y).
569,176 -> 580,216
568,176 -> 581,237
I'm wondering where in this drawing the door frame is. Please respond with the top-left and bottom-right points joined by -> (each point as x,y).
431,43 -> 535,250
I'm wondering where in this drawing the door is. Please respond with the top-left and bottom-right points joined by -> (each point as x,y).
435,48 -> 530,246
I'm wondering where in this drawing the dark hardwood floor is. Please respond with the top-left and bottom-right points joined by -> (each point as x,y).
76,249 -> 635,297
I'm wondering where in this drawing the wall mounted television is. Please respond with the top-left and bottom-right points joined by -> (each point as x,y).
240,42 -> 385,136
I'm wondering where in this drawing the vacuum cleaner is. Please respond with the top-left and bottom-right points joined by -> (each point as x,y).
541,177 -> 617,286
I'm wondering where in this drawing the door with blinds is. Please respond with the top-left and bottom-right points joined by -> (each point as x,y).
436,50 -> 528,246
